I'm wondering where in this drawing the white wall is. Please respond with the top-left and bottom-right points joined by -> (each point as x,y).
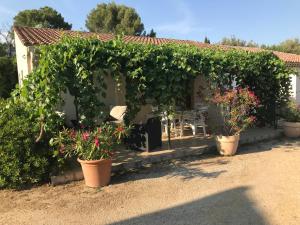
60,90 -> 77,125
14,32 -> 32,86
101,75 -> 126,107
290,68 -> 300,105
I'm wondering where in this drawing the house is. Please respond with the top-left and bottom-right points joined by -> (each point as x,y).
14,26 -> 300,123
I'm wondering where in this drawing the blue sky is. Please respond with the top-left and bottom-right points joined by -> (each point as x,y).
1,0 -> 300,44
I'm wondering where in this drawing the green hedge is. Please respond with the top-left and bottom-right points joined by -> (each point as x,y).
0,57 -> 18,98
20,37 -> 291,129
0,99 -> 50,189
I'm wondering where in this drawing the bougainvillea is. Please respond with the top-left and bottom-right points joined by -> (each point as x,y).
212,87 -> 260,136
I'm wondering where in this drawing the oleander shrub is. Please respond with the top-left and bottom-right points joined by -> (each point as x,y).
0,99 -> 50,189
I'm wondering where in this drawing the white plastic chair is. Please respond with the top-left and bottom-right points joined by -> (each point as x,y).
109,106 -> 127,124
189,110 -> 207,136
182,109 -> 207,137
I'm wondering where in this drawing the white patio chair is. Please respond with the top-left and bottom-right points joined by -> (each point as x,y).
183,109 -> 207,137
109,105 -> 127,124
173,112 -> 184,137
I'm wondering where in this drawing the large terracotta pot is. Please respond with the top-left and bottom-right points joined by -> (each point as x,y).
283,121 -> 300,138
215,134 -> 240,156
77,158 -> 112,188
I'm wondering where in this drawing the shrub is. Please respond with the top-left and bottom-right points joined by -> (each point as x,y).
0,57 -> 18,98
282,101 -> 300,122
211,87 -> 260,136
50,124 -> 129,161
0,99 -> 50,189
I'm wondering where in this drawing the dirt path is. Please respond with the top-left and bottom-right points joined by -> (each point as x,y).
0,139 -> 299,225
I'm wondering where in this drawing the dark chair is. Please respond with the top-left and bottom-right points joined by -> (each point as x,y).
125,117 -> 162,152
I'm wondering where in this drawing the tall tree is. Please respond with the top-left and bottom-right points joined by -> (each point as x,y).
0,57 -> 18,98
0,24 -> 14,57
264,39 -> 300,55
0,43 -> 6,57
220,36 -> 258,47
142,29 -> 156,37
0,25 -> 17,97
204,36 -> 210,44
86,2 -> 154,36
13,6 -> 72,30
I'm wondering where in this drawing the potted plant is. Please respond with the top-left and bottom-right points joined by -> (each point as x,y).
51,123 -> 128,187
212,87 -> 259,156
282,101 -> 300,137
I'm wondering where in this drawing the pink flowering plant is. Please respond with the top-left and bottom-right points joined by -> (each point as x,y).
50,123 -> 129,161
212,87 -> 260,136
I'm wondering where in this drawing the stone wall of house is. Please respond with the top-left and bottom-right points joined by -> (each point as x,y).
14,32 -> 33,86
60,74 -> 128,125
291,67 -> 300,104
60,90 -> 77,126
192,75 -> 223,133
101,74 -> 126,107
192,75 -> 211,107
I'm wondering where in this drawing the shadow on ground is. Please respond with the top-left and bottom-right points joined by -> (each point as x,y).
111,154 -> 228,185
109,187 -> 268,225
112,139 -> 294,185
238,138 -> 299,155
112,138 -> 299,187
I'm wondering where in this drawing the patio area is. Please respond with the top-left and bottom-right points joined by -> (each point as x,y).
51,127 -> 282,185
1,138 -> 299,225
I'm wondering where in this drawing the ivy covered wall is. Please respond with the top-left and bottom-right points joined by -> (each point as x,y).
17,37 -> 292,130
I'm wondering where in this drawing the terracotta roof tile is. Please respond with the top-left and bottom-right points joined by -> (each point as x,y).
14,26 -> 300,66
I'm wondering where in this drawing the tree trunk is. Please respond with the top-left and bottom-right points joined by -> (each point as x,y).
167,118 -> 172,149
74,96 -> 79,123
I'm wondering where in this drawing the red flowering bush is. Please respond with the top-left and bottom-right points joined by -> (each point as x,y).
50,123 -> 129,161
212,87 -> 260,136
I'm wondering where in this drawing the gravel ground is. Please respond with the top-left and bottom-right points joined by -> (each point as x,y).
0,138 -> 299,225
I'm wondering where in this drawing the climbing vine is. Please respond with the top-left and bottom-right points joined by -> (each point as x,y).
16,36 -> 292,133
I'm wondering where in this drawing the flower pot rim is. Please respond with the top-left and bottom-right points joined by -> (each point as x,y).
215,133 -> 240,138
77,158 -> 112,164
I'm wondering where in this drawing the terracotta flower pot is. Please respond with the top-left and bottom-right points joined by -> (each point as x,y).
283,121 -> 300,138
215,134 -> 240,156
77,158 -> 112,188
